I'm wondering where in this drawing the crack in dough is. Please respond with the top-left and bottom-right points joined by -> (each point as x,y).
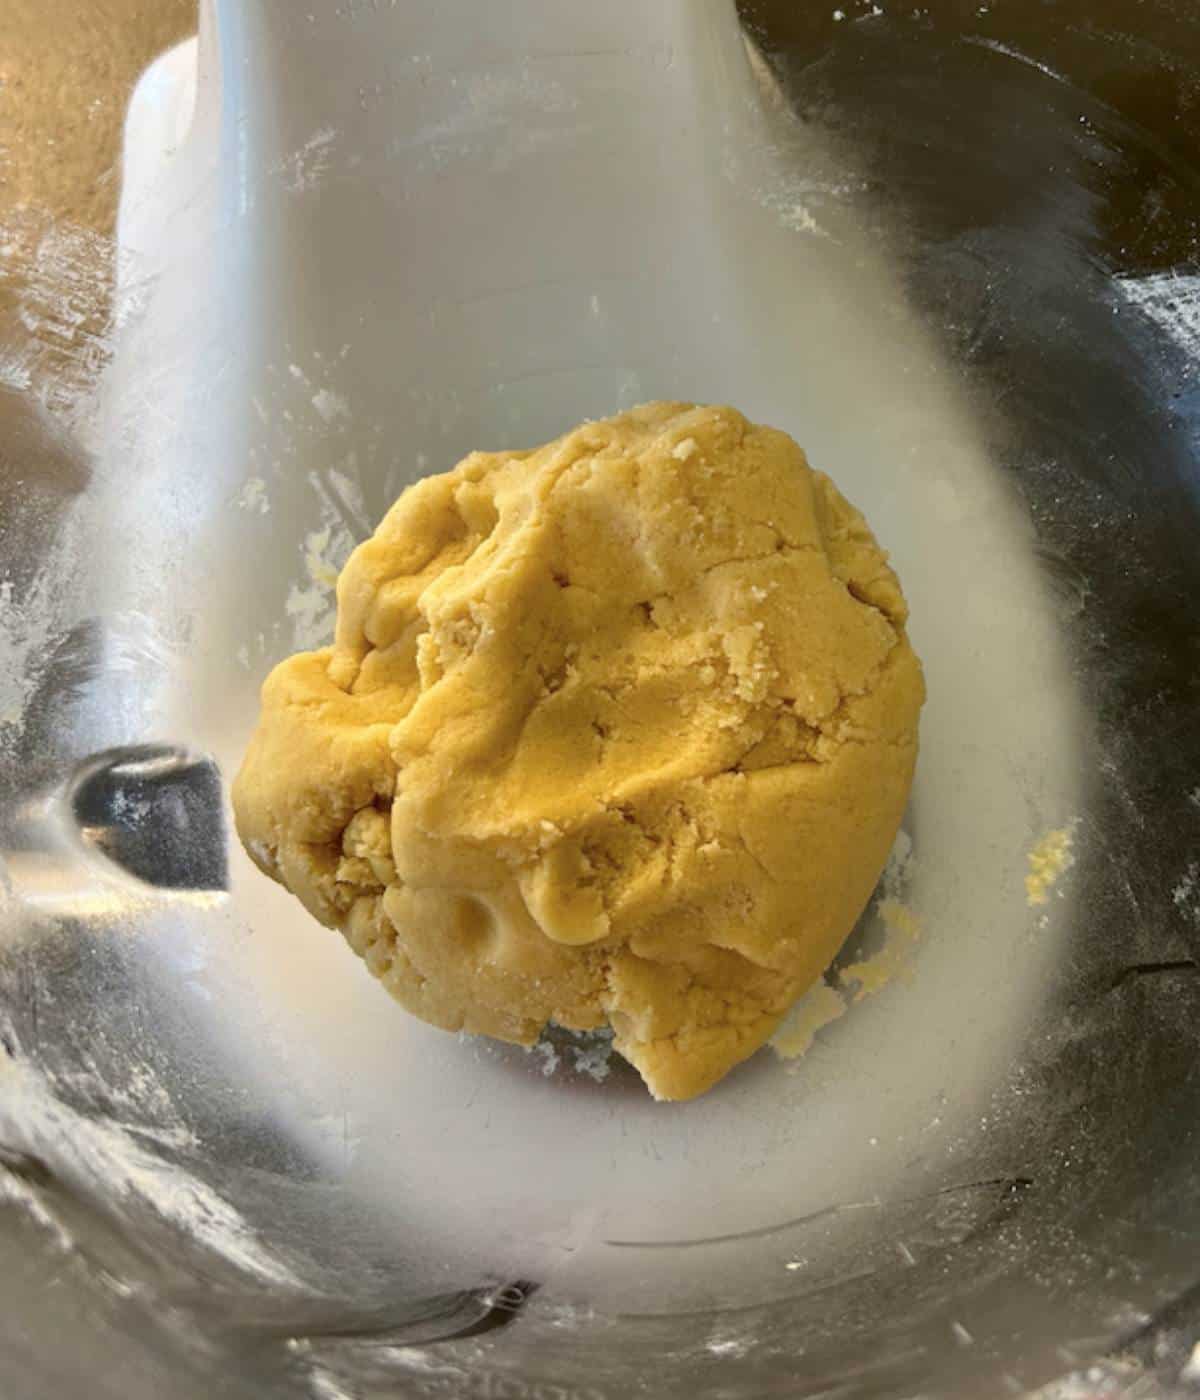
233,403 -> 925,1100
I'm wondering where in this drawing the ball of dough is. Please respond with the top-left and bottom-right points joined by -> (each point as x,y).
233,403 -> 924,1100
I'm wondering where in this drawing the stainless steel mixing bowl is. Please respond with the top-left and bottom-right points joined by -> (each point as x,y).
2,2 -> 1199,1396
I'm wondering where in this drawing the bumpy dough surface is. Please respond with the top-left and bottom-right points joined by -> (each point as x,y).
233,404 -> 924,1100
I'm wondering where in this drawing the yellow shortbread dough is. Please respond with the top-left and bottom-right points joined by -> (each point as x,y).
233,403 -> 925,1100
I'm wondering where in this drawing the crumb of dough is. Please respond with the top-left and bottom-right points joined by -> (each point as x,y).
771,831 -> 922,1059
770,980 -> 847,1060
1175,862 -> 1198,914
772,826 -> 922,1048
233,403 -> 925,1101
840,897 -> 923,1002
1025,822 -> 1077,907
237,476 -> 270,514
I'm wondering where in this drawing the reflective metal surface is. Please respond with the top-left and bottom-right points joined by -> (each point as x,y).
1,2 -> 1199,1396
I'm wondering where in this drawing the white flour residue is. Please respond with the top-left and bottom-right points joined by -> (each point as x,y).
281,354 -> 353,430
398,66 -> 578,171
284,465 -> 368,649
96,609 -> 189,738
0,1060 -> 301,1289
272,126 -> 337,194
758,188 -> 831,239
2,589 -> 176,754
570,1028 -> 614,1083
0,1166 -> 74,1254
740,44 -> 862,241
0,578 -> 43,736
0,338 -> 34,397
0,215 -> 139,745
2,215 -> 118,430
528,1040 -> 560,1077
308,464 -> 372,544
706,1329 -> 752,1360
103,609 -> 186,678
0,511 -> 83,749
306,1369 -> 358,1400
237,476 -> 270,515
1174,862 -> 1200,924
963,37 -> 1069,86
1033,1358 -> 1145,1400
286,525 -> 349,650
1115,272 -> 1200,363
94,1061 -> 198,1152
523,1027 -> 613,1083
311,387 -> 349,424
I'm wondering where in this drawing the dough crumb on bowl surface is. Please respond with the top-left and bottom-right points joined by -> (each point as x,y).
233,402 -> 925,1101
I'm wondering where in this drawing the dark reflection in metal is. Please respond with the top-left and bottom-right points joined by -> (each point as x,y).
69,744 -> 228,894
